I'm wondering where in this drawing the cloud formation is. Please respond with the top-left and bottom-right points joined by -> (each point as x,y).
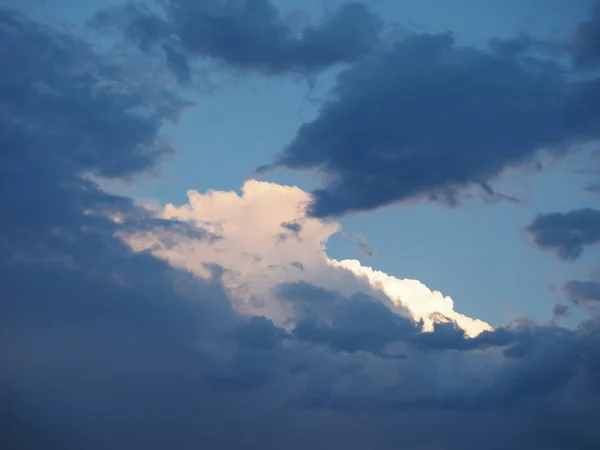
122,180 -> 491,337
552,303 -> 572,320
585,183 -> 600,195
0,8 -> 235,448
564,280 -> 600,309
570,0 -> 600,68
91,0 -> 382,82
259,17 -> 600,216
526,208 -> 600,260
3,5 -> 600,450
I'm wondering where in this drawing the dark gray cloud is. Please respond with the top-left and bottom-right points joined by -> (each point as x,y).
290,260 -> 305,271
90,0 -> 382,82
276,220 -> 303,242
3,5 -> 600,450
0,8 -> 235,449
277,282 -> 574,367
277,282 -> 417,353
278,287 -> 597,425
552,303 -> 572,320
281,220 -> 303,233
564,280 -> 600,309
526,208 -> 600,260
585,183 -> 600,195
260,26 -> 600,217
571,0 -> 600,68
396,324 -> 585,413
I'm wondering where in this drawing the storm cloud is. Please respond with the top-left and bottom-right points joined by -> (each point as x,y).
3,4 -> 600,450
0,7 -> 234,448
570,0 -> 600,68
260,19 -> 600,217
91,0 -> 382,82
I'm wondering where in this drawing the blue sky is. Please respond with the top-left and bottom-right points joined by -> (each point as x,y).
3,1 -> 600,448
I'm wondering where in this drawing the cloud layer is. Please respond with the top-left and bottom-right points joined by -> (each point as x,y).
2,4 -> 600,450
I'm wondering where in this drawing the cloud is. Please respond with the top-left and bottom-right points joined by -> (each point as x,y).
3,6 -> 600,450
570,0 -> 600,68
332,258 -> 491,336
564,280 -> 600,310
342,231 -> 377,257
0,7 -> 240,447
90,0 -> 382,82
121,179 -> 491,337
552,303 -> 572,320
585,183 -> 600,195
277,281 -> 417,354
526,208 -> 600,260
259,25 -> 600,216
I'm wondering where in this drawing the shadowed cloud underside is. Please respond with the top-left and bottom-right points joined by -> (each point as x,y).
2,2 -> 600,450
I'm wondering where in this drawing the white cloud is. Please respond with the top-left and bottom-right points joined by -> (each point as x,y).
331,259 -> 491,336
120,180 -> 491,337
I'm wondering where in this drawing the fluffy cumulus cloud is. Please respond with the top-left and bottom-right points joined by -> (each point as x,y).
4,4 -> 600,450
90,0 -> 382,82
259,10 -> 600,217
121,179 -> 491,337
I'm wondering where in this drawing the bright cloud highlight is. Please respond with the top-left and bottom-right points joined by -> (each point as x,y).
121,180 -> 491,337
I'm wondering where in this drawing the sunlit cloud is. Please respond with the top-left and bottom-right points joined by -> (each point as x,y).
119,180 -> 491,336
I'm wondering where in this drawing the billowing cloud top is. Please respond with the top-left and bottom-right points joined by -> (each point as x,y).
121,179 -> 491,337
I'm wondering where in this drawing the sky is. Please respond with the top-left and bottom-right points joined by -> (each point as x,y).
2,0 -> 600,449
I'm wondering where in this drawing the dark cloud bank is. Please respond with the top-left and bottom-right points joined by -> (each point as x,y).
90,0 -> 383,82
571,0 -> 600,69
2,3 -> 600,450
256,2 -> 600,218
